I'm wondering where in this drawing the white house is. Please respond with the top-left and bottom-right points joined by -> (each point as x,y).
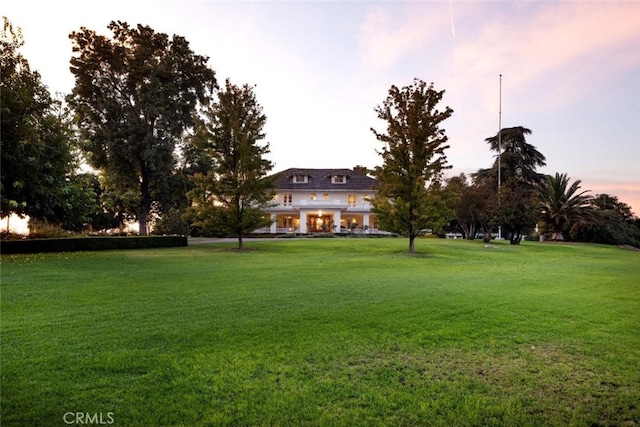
260,167 -> 380,234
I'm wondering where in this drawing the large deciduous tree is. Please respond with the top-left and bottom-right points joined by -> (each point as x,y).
67,21 -> 216,235
185,80 -> 277,249
445,173 -> 495,240
371,79 -> 454,253
1,18 -> 92,227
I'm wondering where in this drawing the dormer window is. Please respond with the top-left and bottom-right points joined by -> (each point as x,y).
332,175 -> 347,184
293,174 -> 308,183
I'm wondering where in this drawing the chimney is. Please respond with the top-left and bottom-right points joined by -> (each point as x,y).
353,165 -> 368,175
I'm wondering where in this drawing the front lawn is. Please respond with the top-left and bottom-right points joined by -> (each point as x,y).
2,238 -> 638,425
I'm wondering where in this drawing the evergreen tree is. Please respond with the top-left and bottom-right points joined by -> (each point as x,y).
484,126 -> 546,244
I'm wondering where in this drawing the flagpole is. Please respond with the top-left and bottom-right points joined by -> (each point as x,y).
497,74 -> 502,240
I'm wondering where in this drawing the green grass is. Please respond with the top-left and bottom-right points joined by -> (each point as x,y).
2,238 -> 639,426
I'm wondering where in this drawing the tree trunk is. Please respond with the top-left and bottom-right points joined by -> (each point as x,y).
139,165 -> 150,236
409,234 -> 416,253
510,230 -> 522,245
238,233 -> 244,250
481,223 -> 492,243
456,219 -> 474,240
466,223 -> 476,240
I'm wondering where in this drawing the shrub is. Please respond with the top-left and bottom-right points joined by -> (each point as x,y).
0,236 -> 187,254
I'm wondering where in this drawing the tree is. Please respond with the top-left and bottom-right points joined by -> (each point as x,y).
485,126 -> 546,185
570,194 -> 640,247
185,80 -> 277,249
371,79 -> 454,253
537,172 -> 595,241
445,173 -> 496,241
484,126 -> 546,244
495,177 -> 540,244
67,21 -> 216,235
151,127 -> 220,236
1,18 -> 87,226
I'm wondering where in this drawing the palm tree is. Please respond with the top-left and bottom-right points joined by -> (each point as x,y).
537,173 -> 594,241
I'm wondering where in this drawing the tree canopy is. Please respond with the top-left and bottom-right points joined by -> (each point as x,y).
67,21 -> 217,235
485,126 -> 546,184
537,172 -> 595,241
371,79 -> 454,253
445,173 -> 495,241
483,126 -> 546,244
186,80 -> 277,249
570,194 -> 640,247
1,17 -> 93,226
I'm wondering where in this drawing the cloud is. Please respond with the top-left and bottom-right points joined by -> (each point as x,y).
357,3 -> 451,73
452,1 -> 640,112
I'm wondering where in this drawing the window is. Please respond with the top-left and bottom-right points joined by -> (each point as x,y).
323,193 -> 329,200
332,175 -> 346,184
283,193 -> 292,206
347,194 -> 357,207
293,174 -> 308,183
310,193 -> 317,200
282,216 -> 293,229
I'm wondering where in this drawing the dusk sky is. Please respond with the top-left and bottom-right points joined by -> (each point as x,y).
5,1 -> 640,213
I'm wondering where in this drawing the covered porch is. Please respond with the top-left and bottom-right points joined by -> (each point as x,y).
265,210 -> 378,234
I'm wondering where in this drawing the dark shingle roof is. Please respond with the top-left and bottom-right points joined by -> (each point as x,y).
274,168 -> 378,191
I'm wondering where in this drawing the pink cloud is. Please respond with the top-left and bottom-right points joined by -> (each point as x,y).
358,3 -> 451,72
452,1 -> 640,111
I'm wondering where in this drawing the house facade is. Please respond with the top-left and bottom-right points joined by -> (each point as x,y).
260,168 -> 380,234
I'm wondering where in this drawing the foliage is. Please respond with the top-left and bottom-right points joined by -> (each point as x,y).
570,194 -> 640,247
371,79 -> 454,253
186,80 -> 277,249
0,235 -> 186,254
1,18 -> 88,225
484,126 -> 546,244
151,138 -> 217,235
151,208 -> 191,236
2,239 -> 639,425
485,126 -> 546,184
445,173 -> 496,240
536,172 -> 596,241
494,177 -> 539,244
67,21 -> 217,235
52,173 -> 100,231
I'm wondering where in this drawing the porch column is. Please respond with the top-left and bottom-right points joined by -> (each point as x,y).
363,213 -> 370,230
299,210 -> 307,234
333,209 -> 341,233
270,214 -> 277,234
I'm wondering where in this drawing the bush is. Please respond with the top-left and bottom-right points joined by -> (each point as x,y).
152,209 -> 191,236
0,236 -> 187,254
28,219 -> 70,239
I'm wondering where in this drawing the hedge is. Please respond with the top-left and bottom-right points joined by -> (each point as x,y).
0,236 -> 188,254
